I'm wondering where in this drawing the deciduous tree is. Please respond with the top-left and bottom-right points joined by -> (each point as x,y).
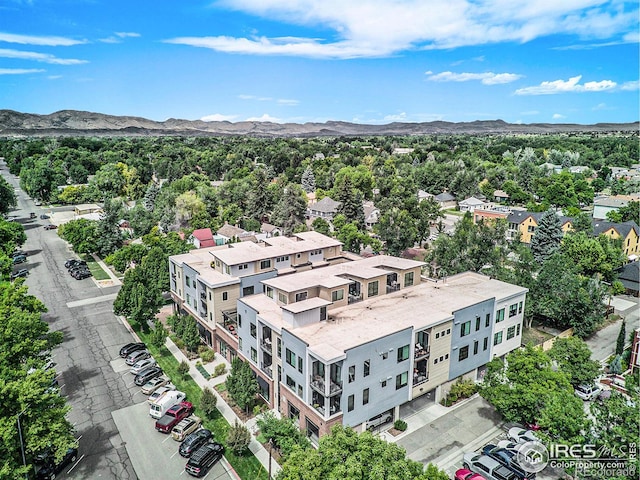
225,358 -> 258,414
547,337 -> 601,388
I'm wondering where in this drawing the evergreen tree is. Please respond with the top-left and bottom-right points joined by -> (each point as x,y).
226,420 -> 251,455
178,359 -> 190,378
301,165 -> 316,193
270,184 -> 307,236
95,197 -> 123,257
182,316 -> 201,353
150,320 -> 168,348
200,387 -> 218,419
225,358 -> 259,413
142,182 -> 160,212
335,176 -> 365,228
616,321 -> 626,356
530,209 -> 564,264
246,168 -> 273,222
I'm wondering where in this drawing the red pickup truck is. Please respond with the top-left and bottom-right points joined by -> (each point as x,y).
155,401 -> 193,433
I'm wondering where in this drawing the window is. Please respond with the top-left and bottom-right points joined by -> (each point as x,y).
507,326 -> 516,340
238,263 -> 248,270
460,321 -> 471,337
186,294 -> 191,305
276,255 -> 289,262
518,301 -> 523,314
215,259 -> 221,268
363,360 -> 370,377
223,291 -> 228,301
266,287 -> 274,299
286,349 -> 296,368
251,348 -> 257,362
208,292 -> 211,301
224,265 -> 230,275
298,357 -> 303,373
250,323 -> 256,338
260,259 -> 271,269
516,324 -> 521,336
483,337 -> 488,351
435,332 -> 440,339
473,341 -> 479,355
297,385 -> 303,398
496,308 -> 505,323
295,291 -> 308,302
485,313 -> 491,327
475,316 -> 481,331
348,394 -> 354,412
367,281 -> 379,297
238,314 -> 242,327
278,292 -> 288,304
527,225 -> 535,233
363,388 -> 369,405
331,289 -> 344,302
509,303 -> 518,317
238,337 -> 242,350
446,328 -> 451,335
320,306 -> 327,321
348,365 -> 355,383
186,277 -> 191,287
277,338 -> 282,358
404,271 -> 414,286
242,286 -> 254,296
459,346 -> 469,361
396,371 -> 408,389
286,376 -> 296,388
494,331 -> 503,345
397,345 -> 409,362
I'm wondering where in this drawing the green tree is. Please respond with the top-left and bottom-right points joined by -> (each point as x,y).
271,184 -> 307,236
225,358 -> 259,414
200,387 -> 218,419
0,175 -> 17,214
141,246 -> 170,293
256,412 -> 310,461
246,168 -> 273,223
58,218 -> 98,254
413,197 -> 443,245
177,359 -> 190,378
95,198 -> 123,257
375,207 -> 417,256
277,425 -> 448,480
150,320 -> 168,348
335,176 -> 365,228
607,200 -> 640,225
226,420 -> 251,456
615,321 -> 626,356
530,209 -> 564,264
547,337 -> 601,388
571,212 -> 593,234
113,267 -> 163,333
311,217 -> 331,236
181,317 -> 201,353
301,165 -> 316,193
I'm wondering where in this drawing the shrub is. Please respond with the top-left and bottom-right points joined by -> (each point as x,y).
177,359 -> 190,378
441,379 -> 477,406
256,412 -> 311,461
200,349 -> 216,363
200,387 -> 218,419
227,420 -> 251,456
393,419 -> 407,431
173,337 -> 185,351
214,364 -> 227,377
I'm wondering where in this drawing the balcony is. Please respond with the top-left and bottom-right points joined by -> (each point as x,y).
413,371 -> 429,385
260,338 -> 273,353
310,376 -> 343,396
200,292 -> 206,300
414,345 -> 430,359
348,293 -> 362,304
261,363 -> 273,378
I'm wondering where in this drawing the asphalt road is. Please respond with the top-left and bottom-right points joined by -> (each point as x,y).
3,162 -> 139,479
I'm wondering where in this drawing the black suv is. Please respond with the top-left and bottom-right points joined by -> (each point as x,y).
134,366 -> 163,386
119,342 -> 146,358
180,429 -> 213,457
65,259 -> 87,269
185,442 -> 224,477
72,270 -> 92,280
35,447 -> 78,480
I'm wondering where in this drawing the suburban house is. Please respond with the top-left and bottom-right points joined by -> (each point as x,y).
74,203 -> 103,217
506,211 -> 573,243
617,262 -> 639,297
190,228 -> 216,249
493,190 -> 510,203
458,196 -> 488,213
260,223 -> 282,238
306,197 -> 340,221
593,195 -> 638,220
434,192 -> 457,209
216,223 -> 254,244
363,201 -> 380,230
418,190 -> 434,203
592,220 -> 640,260
540,162 -> 562,174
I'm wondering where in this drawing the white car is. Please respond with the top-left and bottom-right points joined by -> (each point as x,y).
574,384 -> 602,401
147,384 -> 176,403
507,427 -> 539,444
125,349 -> 151,366
130,357 -> 157,375
141,376 -> 171,395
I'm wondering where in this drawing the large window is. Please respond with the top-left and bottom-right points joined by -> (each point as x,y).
298,357 -> 303,373
458,346 -> 469,361
348,365 -> 355,383
460,321 -> 471,337
363,359 -> 370,377
250,323 -> 256,338
397,345 -> 409,362
396,371 -> 408,390
331,289 -> 344,302
475,316 -> 481,331
496,308 -> 505,323
251,348 -> 257,362
260,259 -> 271,269
509,303 -> 518,317
507,326 -> 516,340
404,272 -> 414,286
348,394 -> 354,412
367,281 -> 379,297
278,292 -> 288,304
295,291 -> 308,302
483,337 -> 488,351
277,338 -> 282,358
286,349 -> 296,368
473,341 -> 479,355
363,388 -> 369,405
485,313 -> 491,327
494,331 -> 503,345
242,286 -> 254,296
286,375 -> 296,388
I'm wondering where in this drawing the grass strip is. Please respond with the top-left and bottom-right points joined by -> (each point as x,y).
133,326 -> 269,480
80,254 -> 111,280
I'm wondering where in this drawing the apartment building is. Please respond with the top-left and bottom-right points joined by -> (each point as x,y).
235,260 -> 527,441
169,231 -> 345,354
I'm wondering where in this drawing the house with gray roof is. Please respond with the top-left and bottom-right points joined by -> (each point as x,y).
307,196 -> 340,220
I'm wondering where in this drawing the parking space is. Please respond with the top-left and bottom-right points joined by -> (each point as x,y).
112,401 -> 233,480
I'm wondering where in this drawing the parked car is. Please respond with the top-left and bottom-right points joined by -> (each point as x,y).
148,384 -> 176,404
172,416 -> 202,441
11,250 -> 27,258
462,453 -> 518,480
179,429 -> 213,458
185,442 -> 224,477
130,358 -> 157,375
507,428 -> 539,444
367,411 -> 393,430
134,366 -> 163,386
72,270 -> 92,280
120,342 -> 146,358
482,444 -> 534,479
35,447 -> 78,480
155,401 -> 193,433
43,224 -> 58,230
12,254 -> 27,264
496,440 -> 524,453
455,468 -> 487,480
68,264 -> 89,273
141,376 -> 172,395
65,259 -> 87,269
29,212 -> 37,219
40,214 -> 50,219
10,269 -> 29,280
125,349 -> 151,366
575,384 -> 602,401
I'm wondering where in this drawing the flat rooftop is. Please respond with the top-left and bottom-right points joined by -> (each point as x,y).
211,241 -> 291,265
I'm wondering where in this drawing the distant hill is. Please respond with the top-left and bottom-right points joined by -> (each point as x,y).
0,109 -> 637,137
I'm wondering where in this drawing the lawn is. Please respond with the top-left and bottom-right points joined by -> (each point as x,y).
135,327 -> 269,480
80,254 -> 111,280
521,326 -> 554,347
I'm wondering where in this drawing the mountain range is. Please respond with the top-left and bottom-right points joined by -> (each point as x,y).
0,109 -> 637,137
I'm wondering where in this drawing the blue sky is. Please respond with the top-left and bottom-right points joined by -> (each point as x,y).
0,0 -> 638,125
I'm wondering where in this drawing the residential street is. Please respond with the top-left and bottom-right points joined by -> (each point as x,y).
586,295 -> 639,362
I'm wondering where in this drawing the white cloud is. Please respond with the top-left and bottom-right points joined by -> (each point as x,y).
0,32 -> 85,46
277,98 -> 299,105
384,112 -> 408,122
165,0 -> 638,58
100,32 -> 141,44
0,68 -> 44,74
426,71 -> 522,85
621,80 -> 639,91
0,48 -> 87,65
115,32 -> 140,38
245,113 -> 282,123
515,75 -> 617,95
47,75 -> 62,80
200,113 -> 239,122
238,94 -> 272,101
239,94 -> 299,105
552,113 -> 566,119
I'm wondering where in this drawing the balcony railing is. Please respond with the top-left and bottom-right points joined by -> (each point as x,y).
261,363 -> 273,378
310,377 -> 342,396
386,283 -> 400,294
413,373 -> 429,385
260,339 -> 273,353
348,293 -> 362,304
414,345 -> 430,359
200,292 -> 206,300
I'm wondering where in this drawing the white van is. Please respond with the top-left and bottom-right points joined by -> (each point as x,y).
149,391 -> 186,419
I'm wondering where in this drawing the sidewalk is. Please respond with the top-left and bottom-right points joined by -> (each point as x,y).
90,253 -> 122,287
164,337 -> 281,479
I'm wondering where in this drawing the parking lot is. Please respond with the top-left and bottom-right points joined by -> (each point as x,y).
111,356 -> 235,480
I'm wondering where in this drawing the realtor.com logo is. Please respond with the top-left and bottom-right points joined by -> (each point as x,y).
517,441 -> 637,478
